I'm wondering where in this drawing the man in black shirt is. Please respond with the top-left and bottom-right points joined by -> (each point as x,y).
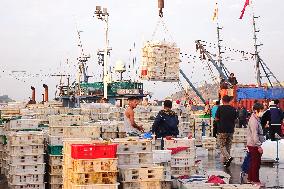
216,95 -> 237,167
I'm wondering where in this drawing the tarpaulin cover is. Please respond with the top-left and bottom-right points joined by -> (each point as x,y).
237,87 -> 284,100
237,88 -> 266,100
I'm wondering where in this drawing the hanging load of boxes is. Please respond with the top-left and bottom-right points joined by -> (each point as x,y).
140,41 -> 180,82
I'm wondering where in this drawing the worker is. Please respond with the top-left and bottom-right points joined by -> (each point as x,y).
247,102 -> 265,186
238,102 -> 248,128
228,73 -> 238,86
215,95 -> 237,167
211,100 -> 220,138
124,96 -> 144,136
268,100 -> 283,141
151,100 -> 179,139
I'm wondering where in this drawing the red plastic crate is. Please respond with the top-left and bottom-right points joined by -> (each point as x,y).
71,144 -> 96,159
71,144 -> 118,159
93,144 -> 118,159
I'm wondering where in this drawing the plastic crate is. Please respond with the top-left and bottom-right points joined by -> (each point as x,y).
8,154 -> 44,165
9,164 -> 45,174
152,150 -> 172,163
71,144 -> 117,159
70,172 -> 117,185
48,145 -> 63,155
117,153 -> 153,168
48,165 -> 63,175
49,135 -> 63,146
49,184 -> 63,189
9,183 -> 45,189
120,166 -> 164,182
71,158 -> 118,173
69,183 -> 119,189
49,155 -> 63,166
49,174 -> 63,184
8,174 -> 44,185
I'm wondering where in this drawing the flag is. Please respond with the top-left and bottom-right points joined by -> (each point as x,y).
239,0 -> 250,19
212,2 -> 218,22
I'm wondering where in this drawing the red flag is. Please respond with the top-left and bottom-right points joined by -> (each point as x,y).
239,0 -> 250,19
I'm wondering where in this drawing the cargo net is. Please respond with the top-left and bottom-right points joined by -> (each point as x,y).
140,18 -> 180,82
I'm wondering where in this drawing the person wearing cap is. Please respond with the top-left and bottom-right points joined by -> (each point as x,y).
124,96 -> 144,136
215,95 -> 237,168
268,100 -> 283,141
247,102 -> 265,185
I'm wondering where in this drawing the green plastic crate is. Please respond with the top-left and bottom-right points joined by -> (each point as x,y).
48,145 -> 63,155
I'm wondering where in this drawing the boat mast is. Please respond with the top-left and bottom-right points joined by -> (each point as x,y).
252,14 -> 262,87
95,6 -> 110,99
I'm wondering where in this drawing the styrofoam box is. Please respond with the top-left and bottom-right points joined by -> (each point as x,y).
8,154 -> 44,165
9,164 -> 45,174
8,145 -> 44,156
48,135 -> 63,146
153,150 -> 172,163
9,183 -> 45,189
8,174 -> 44,185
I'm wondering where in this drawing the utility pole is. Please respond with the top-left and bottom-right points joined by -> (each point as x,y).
94,6 -> 110,99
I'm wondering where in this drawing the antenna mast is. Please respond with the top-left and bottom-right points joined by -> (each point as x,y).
95,6 -> 111,99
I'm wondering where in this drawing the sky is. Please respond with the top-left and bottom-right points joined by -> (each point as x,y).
0,0 -> 283,101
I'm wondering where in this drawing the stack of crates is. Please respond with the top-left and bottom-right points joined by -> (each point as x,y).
0,123 -> 5,174
194,118 -> 212,146
230,128 -> 248,164
63,140 -> 119,189
100,121 -> 119,139
153,150 -> 172,183
113,138 -> 169,189
202,137 -> 217,154
140,41 -> 180,82
164,138 -> 197,178
47,114 -> 91,189
6,131 -> 45,189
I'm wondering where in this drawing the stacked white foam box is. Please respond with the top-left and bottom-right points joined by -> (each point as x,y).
164,138 -> 197,178
6,131 -> 45,189
140,41 -> 180,82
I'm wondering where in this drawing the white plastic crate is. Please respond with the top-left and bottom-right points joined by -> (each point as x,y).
8,174 -> 44,185
48,135 -> 63,145
153,150 -> 172,163
49,126 -> 64,137
9,183 -> 45,189
164,138 -> 195,149
120,166 -> 164,182
9,163 -> 45,174
8,154 -> 44,165
8,145 -> 44,156
49,165 -> 63,175
113,138 -> 152,153
7,119 -> 41,130
117,153 -> 153,168
100,122 -> 118,132
8,131 -> 44,146
49,174 -> 63,184
49,155 -> 63,166
63,126 -> 101,138
49,184 -> 62,189
171,157 -> 195,167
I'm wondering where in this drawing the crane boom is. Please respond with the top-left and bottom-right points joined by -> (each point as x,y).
179,69 -> 206,104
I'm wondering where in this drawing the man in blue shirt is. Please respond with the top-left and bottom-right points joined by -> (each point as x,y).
211,100 -> 220,138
